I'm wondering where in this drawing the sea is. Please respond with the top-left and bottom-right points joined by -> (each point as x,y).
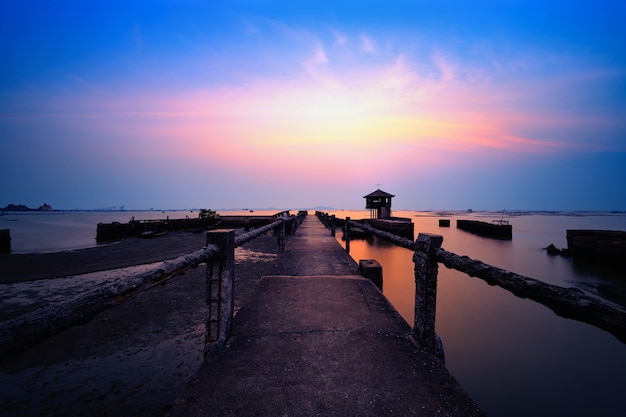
2,209 -> 626,416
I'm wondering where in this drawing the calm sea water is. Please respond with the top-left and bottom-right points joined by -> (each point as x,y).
0,209 -> 277,253
328,209 -> 626,417
2,209 -> 626,416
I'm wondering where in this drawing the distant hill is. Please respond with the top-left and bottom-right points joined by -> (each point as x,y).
1,203 -> 52,211
310,205 -> 336,211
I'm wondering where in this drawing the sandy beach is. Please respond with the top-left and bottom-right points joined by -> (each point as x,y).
0,230 -> 280,416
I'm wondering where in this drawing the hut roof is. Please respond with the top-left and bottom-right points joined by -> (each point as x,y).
363,189 -> 395,198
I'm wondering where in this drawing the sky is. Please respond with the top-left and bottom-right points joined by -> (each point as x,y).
1,1 -> 625,211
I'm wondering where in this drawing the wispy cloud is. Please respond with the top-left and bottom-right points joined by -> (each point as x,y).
360,34 -> 377,54
3,23 -> 625,189
303,43 -> 328,74
329,27 -> 347,45
431,50 -> 455,82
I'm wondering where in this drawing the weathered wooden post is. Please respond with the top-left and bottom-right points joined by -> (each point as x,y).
413,233 -> 444,359
205,229 -> 235,355
345,217 -> 351,253
331,215 -> 336,237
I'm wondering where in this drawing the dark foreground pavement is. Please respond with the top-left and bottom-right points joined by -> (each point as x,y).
168,215 -> 484,416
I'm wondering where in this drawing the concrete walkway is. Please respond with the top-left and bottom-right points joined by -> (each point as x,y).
168,215 -> 484,416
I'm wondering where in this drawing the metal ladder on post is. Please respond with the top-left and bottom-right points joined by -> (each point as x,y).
205,258 -> 222,346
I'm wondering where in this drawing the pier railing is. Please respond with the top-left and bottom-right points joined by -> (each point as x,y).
204,211 -> 305,353
316,212 -> 626,353
0,211 -> 306,358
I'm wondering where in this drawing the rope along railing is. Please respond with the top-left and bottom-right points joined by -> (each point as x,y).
316,212 -> 626,357
0,212 -> 307,358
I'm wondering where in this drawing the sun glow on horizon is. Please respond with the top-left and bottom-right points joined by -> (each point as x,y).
2,2 -> 625,210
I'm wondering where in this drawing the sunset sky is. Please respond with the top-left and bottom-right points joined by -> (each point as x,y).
2,1 -> 625,210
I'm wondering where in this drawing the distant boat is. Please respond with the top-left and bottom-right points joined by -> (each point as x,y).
492,211 -> 510,227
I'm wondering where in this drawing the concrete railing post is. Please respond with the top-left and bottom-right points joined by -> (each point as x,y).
298,210 -> 307,226
331,215 -> 336,237
290,216 -> 297,234
413,233 -> 443,357
359,259 -> 383,291
278,219 -> 286,252
205,229 -> 235,355
345,217 -> 351,253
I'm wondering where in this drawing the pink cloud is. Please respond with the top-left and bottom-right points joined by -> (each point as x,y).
359,34 -> 377,54
6,36 -> 622,185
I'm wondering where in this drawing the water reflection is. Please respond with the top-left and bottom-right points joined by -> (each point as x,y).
329,210 -> 626,417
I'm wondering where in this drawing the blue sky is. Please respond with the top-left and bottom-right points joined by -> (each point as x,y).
1,1 -> 625,210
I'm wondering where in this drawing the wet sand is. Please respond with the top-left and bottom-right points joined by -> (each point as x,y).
0,230 -> 280,416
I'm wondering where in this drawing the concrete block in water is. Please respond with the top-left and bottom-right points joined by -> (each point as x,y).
359,259 -> 383,291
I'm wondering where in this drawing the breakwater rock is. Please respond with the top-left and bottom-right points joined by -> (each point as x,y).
457,219 -> 512,240
567,229 -> 626,269
96,218 -> 220,241
96,211 -> 292,241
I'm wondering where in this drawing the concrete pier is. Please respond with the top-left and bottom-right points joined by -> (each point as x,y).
169,215 -> 484,416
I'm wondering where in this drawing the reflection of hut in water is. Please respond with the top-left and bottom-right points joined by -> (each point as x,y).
362,188 -> 414,239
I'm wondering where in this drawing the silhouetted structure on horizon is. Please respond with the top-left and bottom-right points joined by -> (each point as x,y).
363,189 -> 394,219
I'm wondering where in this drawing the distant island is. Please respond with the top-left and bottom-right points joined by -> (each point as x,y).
1,203 -> 53,212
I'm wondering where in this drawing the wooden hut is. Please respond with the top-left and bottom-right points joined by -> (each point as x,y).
362,189 -> 414,240
363,189 -> 395,219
